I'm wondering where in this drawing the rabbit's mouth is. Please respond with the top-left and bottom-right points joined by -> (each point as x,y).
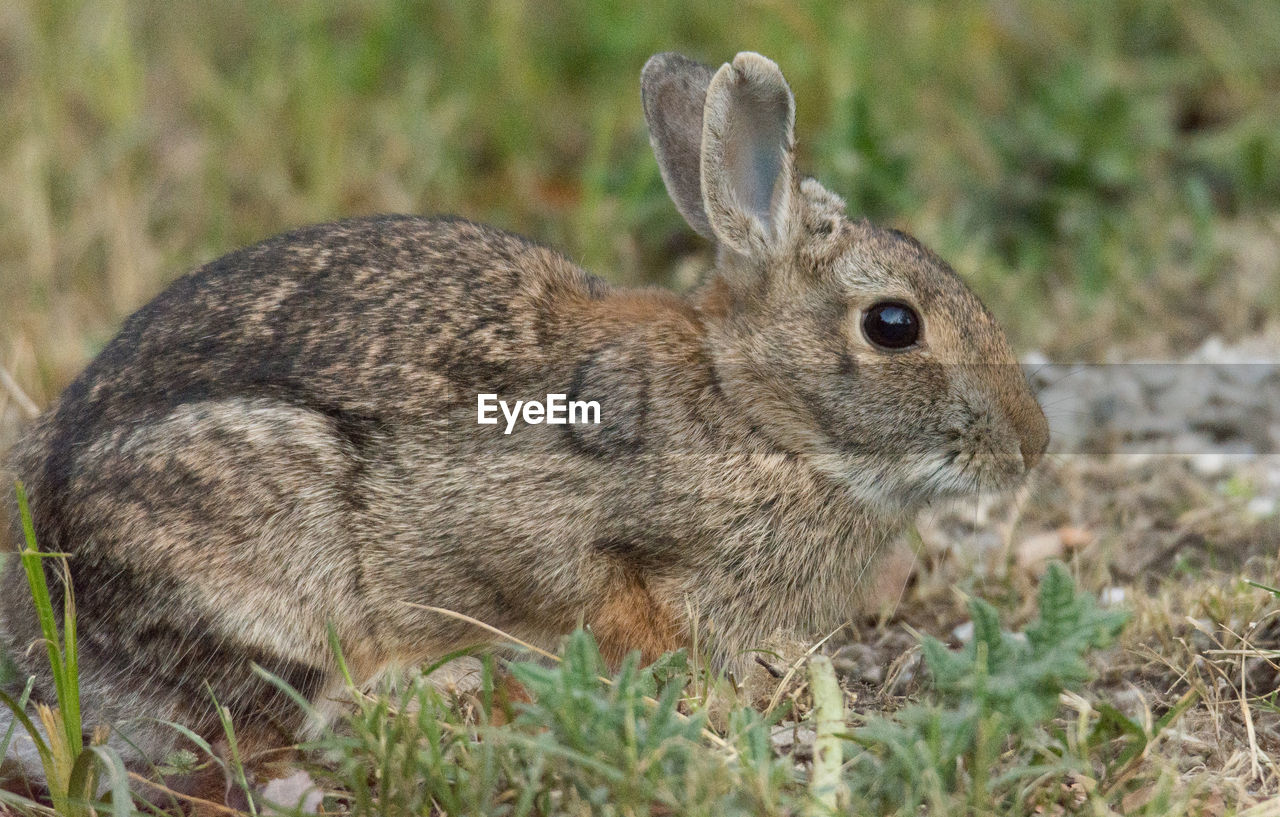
898,449 -> 995,504
907,403 -> 1037,500
934,445 -> 1028,497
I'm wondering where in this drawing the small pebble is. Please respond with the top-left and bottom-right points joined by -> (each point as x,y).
1100,586 -> 1127,606
832,643 -> 884,685
259,770 -> 324,814
1016,530 -> 1064,572
1247,496 -> 1276,517
1059,526 -> 1094,550
770,725 -> 816,754
1189,453 -> 1228,476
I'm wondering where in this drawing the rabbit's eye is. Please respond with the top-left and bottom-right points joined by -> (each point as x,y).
862,301 -> 920,350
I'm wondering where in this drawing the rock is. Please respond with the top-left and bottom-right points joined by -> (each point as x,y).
1100,586 -> 1127,606
770,724 -> 816,758
1190,453 -> 1228,477
1247,496 -> 1276,517
259,770 -> 324,815
1016,530 -> 1065,573
832,643 -> 883,685
1058,526 -> 1093,550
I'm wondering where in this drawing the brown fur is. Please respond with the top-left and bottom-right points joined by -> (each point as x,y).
590,571 -> 687,666
0,52 -> 1047,804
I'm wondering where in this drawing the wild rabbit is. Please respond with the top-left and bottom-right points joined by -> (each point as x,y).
1,51 -> 1047,799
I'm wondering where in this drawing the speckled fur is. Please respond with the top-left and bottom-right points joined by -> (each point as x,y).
0,52 -> 1046,787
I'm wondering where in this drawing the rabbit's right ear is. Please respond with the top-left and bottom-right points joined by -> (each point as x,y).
642,52 -> 717,240
699,53 -> 797,259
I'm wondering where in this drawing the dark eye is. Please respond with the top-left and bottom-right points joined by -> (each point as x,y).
862,301 -> 921,350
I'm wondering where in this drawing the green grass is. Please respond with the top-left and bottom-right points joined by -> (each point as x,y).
0,484 -> 131,817
153,572 -> 1151,815
4,0 -> 1280,399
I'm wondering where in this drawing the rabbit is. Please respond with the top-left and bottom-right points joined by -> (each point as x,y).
0,51 -> 1048,801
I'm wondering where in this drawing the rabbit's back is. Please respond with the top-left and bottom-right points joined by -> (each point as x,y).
44,216 -> 601,434
5,213 -> 618,592
0,215 -> 646,755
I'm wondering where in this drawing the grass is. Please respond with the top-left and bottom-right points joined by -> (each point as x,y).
2,471 -> 1272,815
3,0 -> 1280,403
0,515 -> 1144,815
0,484 -> 131,817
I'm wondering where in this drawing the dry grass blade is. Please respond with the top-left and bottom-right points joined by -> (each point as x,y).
764,622 -> 849,716
400,603 -> 560,663
0,364 -> 38,419
126,772 -> 248,816
1240,795 -> 1280,817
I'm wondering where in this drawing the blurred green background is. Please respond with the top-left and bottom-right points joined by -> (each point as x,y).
3,0 -> 1280,406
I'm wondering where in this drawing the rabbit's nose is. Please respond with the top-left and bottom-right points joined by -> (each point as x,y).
1015,398 -> 1049,470
1021,429 -> 1047,470
996,369 -> 1049,471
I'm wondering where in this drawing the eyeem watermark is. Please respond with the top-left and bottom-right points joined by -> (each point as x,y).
477,393 -> 601,434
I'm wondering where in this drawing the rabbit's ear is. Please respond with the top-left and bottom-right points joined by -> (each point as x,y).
700,52 -> 797,259
642,52 -> 717,240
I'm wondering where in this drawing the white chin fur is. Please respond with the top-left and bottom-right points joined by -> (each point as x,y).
841,449 -> 1017,510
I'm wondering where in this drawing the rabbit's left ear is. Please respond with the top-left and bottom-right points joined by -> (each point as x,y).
699,52 -> 797,259
642,52 -> 717,240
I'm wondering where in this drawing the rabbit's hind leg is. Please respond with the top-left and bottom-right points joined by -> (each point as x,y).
588,568 -> 687,667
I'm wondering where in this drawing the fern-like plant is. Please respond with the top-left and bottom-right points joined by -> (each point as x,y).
845,562 -> 1128,814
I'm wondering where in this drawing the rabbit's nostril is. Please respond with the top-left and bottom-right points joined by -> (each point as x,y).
1005,390 -> 1049,471
1021,434 -> 1046,470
